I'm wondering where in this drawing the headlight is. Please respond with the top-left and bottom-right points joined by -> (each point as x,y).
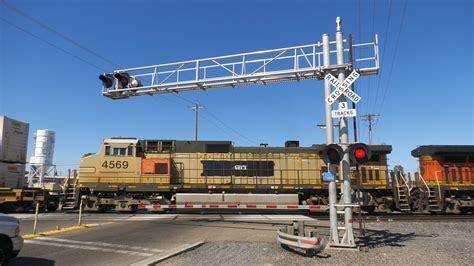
15,226 -> 20,236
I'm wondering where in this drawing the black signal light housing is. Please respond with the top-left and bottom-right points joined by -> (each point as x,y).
114,72 -> 131,89
99,73 -> 114,88
322,144 -> 344,164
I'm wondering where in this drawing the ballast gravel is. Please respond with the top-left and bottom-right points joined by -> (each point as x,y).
162,221 -> 473,265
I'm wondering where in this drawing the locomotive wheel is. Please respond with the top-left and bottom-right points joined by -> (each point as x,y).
96,205 -> 106,213
0,203 -> 15,213
409,189 -> 427,213
361,206 -> 375,215
47,201 -> 59,212
128,205 -> 137,213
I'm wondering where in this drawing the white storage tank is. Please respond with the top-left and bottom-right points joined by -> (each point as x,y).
0,116 -> 29,163
30,129 -> 55,165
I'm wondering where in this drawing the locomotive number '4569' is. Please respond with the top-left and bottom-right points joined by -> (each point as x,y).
101,161 -> 129,169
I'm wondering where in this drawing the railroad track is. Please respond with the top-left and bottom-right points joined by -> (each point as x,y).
53,210 -> 474,222
311,213 -> 474,222
364,214 -> 474,222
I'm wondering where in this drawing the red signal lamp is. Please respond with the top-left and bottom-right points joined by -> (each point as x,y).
349,143 -> 371,164
354,147 -> 366,159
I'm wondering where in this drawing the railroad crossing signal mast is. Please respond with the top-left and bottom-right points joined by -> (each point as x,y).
99,17 -> 380,249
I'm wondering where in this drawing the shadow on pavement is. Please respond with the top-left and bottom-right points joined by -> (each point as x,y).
357,229 -> 423,249
9,257 -> 55,265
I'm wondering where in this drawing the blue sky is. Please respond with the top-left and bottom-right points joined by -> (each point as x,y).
1,0 -> 473,174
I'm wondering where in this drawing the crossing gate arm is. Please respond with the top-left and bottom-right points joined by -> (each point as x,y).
137,204 -> 329,211
102,35 -> 379,99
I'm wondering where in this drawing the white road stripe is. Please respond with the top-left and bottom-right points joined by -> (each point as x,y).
127,215 -> 178,220
24,239 -> 154,257
263,215 -> 315,220
36,237 -> 164,253
131,241 -> 205,266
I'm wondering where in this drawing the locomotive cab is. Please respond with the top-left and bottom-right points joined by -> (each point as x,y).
79,138 -> 142,191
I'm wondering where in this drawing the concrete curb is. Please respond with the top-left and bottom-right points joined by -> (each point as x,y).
23,224 -> 98,239
131,241 -> 205,266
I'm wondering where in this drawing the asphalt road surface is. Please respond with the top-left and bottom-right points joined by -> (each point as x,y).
10,212 -> 321,265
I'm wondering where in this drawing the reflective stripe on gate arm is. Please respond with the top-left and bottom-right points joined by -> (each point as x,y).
137,204 -> 328,210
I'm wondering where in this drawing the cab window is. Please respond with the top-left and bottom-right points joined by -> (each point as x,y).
105,146 -> 111,156
127,146 -> 134,156
113,148 -> 127,156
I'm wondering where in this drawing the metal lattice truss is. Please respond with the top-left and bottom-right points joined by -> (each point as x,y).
27,163 -> 57,186
102,35 -> 379,99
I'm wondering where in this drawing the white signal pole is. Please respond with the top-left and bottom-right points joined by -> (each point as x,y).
322,33 -> 339,245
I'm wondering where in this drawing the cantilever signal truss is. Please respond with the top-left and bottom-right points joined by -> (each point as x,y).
102,35 -> 379,100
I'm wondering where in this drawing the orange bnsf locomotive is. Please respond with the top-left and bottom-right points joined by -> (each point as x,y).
408,145 -> 474,213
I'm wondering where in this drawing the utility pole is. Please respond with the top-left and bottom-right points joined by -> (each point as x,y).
191,101 -> 205,141
360,113 -> 380,144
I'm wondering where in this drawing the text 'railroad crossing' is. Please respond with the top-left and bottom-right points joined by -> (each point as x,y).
325,70 -> 361,104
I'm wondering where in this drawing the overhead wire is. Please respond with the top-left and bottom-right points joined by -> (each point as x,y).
199,113 -> 251,143
203,110 -> 258,145
372,0 -> 393,113
172,93 -> 196,105
360,0 -> 378,143
0,16 -> 106,72
373,0 -> 408,133
1,1 -> 265,146
357,0 -> 363,141
153,92 -> 258,145
1,0 -> 123,69
162,91 -> 258,145
364,0 -> 377,115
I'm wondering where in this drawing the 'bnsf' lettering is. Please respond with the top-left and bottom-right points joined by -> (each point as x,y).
201,160 -> 274,177
234,165 -> 247,170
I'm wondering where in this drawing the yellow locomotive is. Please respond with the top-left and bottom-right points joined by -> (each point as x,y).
77,138 -> 392,212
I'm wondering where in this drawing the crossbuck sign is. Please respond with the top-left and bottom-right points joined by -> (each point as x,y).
325,71 -> 361,104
